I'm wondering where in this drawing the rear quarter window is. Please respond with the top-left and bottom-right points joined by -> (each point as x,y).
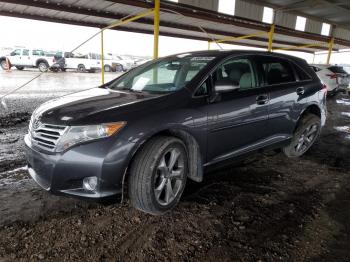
294,63 -> 312,81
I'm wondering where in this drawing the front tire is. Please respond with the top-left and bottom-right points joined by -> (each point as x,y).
104,65 -> 111,72
129,136 -> 188,215
38,61 -> 49,72
283,114 -> 321,158
115,64 -> 123,72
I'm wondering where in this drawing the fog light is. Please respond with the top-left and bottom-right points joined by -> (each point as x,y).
83,176 -> 98,191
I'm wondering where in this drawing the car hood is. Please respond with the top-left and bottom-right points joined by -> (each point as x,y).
34,87 -> 163,125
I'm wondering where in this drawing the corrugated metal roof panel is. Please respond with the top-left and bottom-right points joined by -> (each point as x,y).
334,28 -> 350,42
178,0 -> 219,12
235,0 -> 264,21
305,19 -> 322,35
275,11 -> 296,29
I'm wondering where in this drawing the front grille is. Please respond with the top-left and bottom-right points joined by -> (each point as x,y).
29,119 -> 68,152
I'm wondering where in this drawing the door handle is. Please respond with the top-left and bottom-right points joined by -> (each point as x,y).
296,87 -> 305,95
256,94 -> 269,105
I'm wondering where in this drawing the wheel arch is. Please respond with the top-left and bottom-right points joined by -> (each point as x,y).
124,128 -> 204,186
36,59 -> 48,67
294,103 -> 321,132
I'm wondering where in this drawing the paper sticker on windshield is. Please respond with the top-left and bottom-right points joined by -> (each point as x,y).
132,77 -> 149,91
191,57 -> 215,61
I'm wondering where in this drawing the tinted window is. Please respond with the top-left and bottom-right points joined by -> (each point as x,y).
22,49 -> 29,56
195,80 -> 209,96
294,64 -> 312,81
213,58 -> 256,90
261,58 -> 295,85
32,50 -> 44,56
10,49 -> 21,56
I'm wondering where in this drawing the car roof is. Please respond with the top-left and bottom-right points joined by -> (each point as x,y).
166,49 -> 307,63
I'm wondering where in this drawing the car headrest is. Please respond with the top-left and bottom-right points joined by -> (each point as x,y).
229,68 -> 242,83
239,73 -> 252,89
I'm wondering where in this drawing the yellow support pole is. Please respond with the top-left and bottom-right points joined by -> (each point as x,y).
268,24 -> 275,52
326,37 -> 334,65
153,0 -> 160,59
208,41 -> 211,50
101,30 -> 105,85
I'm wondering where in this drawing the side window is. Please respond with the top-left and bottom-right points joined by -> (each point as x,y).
10,49 -> 21,56
261,58 -> 295,85
195,80 -> 208,96
22,49 -> 29,56
213,58 -> 256,91
32,50 -> 44,56
294,64 -> 312,81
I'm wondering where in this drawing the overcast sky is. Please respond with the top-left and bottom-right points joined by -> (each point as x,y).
0,16 -> 349,64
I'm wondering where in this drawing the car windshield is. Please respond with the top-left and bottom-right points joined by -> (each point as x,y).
107,54 -> 215,93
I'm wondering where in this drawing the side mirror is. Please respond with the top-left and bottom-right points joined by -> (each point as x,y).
214,79 -> 240,93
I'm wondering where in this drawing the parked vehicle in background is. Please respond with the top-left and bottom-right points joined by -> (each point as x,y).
0,48 -> 57,72
134,58 -> 152,67
45,51 -> 66,72
310,64 -> 350,95
65,52 -> 101,73
25,50 -> 327,215
105,53 -> 135,71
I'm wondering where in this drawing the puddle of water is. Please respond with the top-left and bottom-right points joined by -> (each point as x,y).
334,126 -> 350,133
341,112 -> 350,117
0,166 -> 29,187
336,99 -> 350,105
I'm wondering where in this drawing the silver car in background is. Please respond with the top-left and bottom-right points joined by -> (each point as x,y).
310,64 -> 350,95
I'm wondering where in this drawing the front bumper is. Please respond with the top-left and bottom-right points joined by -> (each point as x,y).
24,134 -> 131,199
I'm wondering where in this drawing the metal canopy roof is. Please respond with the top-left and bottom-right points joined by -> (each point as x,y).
0,0 -> 350,54
247,0 -> 350,30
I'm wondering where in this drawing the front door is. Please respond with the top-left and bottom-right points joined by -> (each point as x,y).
9,49 -> 21,65
206,56 -> 269,163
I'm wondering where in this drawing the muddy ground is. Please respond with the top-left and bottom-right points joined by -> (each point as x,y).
0,70 -> 350,261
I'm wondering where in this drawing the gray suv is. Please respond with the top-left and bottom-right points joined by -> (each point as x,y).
25,50 -> 327,215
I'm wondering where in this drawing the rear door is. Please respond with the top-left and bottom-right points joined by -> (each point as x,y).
256,55 -> 308,139
21,49 -> 32,66
206,55 -> 270,163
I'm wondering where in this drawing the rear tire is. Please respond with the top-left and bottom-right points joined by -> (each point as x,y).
77,64 -> 86,73
129,136 -> 188,215
283,114 -> 321,158
1,60 -> 10,70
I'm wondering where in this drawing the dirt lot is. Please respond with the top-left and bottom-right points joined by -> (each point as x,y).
0,70 -> 350,261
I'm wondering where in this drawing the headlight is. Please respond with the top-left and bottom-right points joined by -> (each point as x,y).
56,122 -> 126,152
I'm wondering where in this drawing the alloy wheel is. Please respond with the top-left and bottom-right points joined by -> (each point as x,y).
154,148 -> 185,206
295,123 -> 319,154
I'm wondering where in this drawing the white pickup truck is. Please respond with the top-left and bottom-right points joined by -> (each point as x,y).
104,53 -> 136,72
64,52 -> 101,73
0,48 -> 57,72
